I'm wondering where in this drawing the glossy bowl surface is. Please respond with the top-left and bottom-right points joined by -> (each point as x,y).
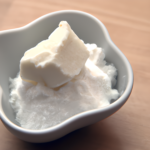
0,10 -> 133,143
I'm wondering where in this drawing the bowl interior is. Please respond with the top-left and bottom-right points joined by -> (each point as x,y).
0,11 -> 128,126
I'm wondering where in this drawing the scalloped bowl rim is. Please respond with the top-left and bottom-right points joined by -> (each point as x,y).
0,10 -> 133,135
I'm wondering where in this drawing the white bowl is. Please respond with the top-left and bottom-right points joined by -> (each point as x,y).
0,10 -> 133,143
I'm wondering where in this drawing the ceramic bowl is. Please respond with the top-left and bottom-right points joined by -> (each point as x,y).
0,10 -> 133,143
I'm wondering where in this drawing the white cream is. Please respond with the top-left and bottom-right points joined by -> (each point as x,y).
20,21 -> 89,88
9,44 -> 119,130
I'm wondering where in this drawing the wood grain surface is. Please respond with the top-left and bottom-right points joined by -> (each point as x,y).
0,0 -> 150,149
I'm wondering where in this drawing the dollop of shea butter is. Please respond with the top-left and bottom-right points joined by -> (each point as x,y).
20,21 -> 89,88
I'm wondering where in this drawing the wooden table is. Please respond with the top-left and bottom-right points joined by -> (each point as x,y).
0,0 -> 150,149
